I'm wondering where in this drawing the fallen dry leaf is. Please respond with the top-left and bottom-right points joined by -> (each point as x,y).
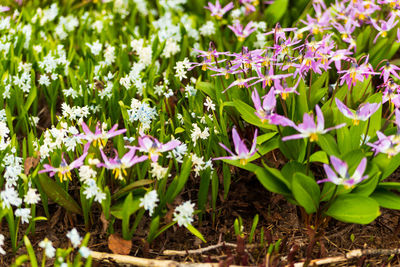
108,234 -> 132,255
100,212 -> 109,233
24,156 -> 40,175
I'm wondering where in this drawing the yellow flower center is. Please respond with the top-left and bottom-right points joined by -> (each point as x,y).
239,158 -> 248,165
281,92 -> 289,100
353,119 -> 360,126
310,133 -> 319,142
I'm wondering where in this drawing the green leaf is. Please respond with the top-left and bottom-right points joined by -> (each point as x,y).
112,179 -> 155,200
309,151 -> 329,164
264,0 -> 289,24
196,81 -> 216,99
186,224 -> 206,243
38,174 -> 82,215
292,173 -> 320,214
233,99 -> 277,130
370,189 -> 400,210
317,134 -> 340,157
24,236 -> 38,267
325,194 -> 380,224
254,167 -> 291,196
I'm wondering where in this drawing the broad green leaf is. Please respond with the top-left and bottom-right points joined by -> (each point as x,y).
317,134 -> 340,157
38,174 -> 82,215
325,194 -> 380,224
309,151 -> 329,164
254,167 -> 291,196
370,189 -> 400,210
292,173 -> 320,214
264,0 -> 289,24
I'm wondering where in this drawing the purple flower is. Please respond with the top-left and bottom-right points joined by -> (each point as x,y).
367,131 -> 400,158
214,127 -> 258,165
136,135 -> 181,162
228,20 -> 257,42
251,88 -> 294,127
371,15 -> 398,43
97,148 -> 147,180
380,62 -> 400,83
335,98 -> 380,125
264,23 -> 297,42
249,65 -> 291,89
0,6 -> 10,12
338,61 -> 378,88
39,152 -> 88,182
272,79 -> 300,100
318,156 -> 368,188
79,122 -> 126,149
204,0 -> 234,19
282,105 -> 345,142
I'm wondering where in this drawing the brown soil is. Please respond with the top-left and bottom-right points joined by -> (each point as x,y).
2,167 -> 400,267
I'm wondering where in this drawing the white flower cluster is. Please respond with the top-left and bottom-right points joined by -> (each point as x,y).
12,62 -> 32,93
61,103 -> 90,122
38,45 -> 70,75
173,200 -> 195,227
120,63 -> 146,94
79,166 -> 106,203
190,153 -> 213,177
128,98 -> 157,131
131,39 -> 152,66
174,58 -> 191,81
190,123 -> 210,145
139,190 -> 159,216
199,21 -> 216,37
168,142 -> 188,163
38,122 -> 82,159
150,162 -> 169,180
55,15 -> 79,40
0,110 -> 10,150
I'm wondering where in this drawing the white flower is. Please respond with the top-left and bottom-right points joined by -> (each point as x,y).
0,234 -> 5,255
15,208 -> 32,224
1,185 -> 22,208
79,165 -> 97,183
39,238 -> 56,258
38,75 -> 51,86
24,188 -> 40,205
150,162 -> 169,180
204,97 -> 215,111
173,201 -> 195,227
199,21 -> 215,36
79,246 -> 91,258
66,228 -> 82,248
86,40 -> 102,56
139,190 -> 159,216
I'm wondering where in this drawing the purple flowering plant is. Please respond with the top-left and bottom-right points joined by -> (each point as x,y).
7,0 -> 400,262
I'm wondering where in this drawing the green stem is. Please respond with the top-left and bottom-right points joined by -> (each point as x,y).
361,118 -> 371,146
306,139 -> 312,175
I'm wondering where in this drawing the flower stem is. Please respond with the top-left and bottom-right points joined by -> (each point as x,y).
306,139 -> 312,175
361,118 -> 371,146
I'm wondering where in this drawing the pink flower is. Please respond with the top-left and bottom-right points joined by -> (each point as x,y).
97,148 -> 147,180
204,0 -> 234,19
228,20 -> 257,42
214,127 -> 257,165
282,105 -> 345,142
39,152 -> 88,182
318,156 -> 368,188
135,135 -> 181,162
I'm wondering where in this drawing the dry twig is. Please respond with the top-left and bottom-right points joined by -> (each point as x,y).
91,251 -> 243,267
291,248 -> 400,266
